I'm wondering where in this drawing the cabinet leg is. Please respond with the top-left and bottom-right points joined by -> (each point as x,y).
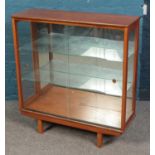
97,132 -> 103,147
37,120 -> 44,133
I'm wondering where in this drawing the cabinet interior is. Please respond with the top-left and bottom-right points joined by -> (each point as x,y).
18,23 -> 135,129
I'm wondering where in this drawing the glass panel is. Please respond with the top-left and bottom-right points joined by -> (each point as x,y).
67,27 -> 124,128
18,22 -> 69,117
18,22 -> 36,101
126,31 -> 135,122
18,22 -> 124,129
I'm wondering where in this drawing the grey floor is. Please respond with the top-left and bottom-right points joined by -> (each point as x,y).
6,101 -> 150,155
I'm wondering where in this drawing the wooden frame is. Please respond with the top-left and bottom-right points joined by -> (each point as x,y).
12,9 -> 140,147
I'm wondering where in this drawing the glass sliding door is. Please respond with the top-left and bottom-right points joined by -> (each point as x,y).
18,22 -> 69,117
67,26 -> 124,128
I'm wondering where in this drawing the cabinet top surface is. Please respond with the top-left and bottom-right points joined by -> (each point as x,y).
12,8 -> 139,27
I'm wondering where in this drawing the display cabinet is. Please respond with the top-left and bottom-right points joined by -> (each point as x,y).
12,9 -> 140,147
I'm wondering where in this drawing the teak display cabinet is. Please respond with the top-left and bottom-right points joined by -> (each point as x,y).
12,9 -> 140,147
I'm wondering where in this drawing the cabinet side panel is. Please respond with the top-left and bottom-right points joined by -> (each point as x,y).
12,19 -> 24,110
126,30 -> 136,123
17,21 -> 36,102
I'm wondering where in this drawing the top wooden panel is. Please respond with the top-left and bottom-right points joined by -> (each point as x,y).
12,8 -> 139,27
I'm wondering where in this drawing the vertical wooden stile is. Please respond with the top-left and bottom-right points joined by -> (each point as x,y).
121,27 -> 129,130
132,21 -> 140,114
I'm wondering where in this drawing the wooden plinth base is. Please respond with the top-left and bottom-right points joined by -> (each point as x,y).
97,132 -> 103,147
37,119 -> 104,147
37,120 -> 44,133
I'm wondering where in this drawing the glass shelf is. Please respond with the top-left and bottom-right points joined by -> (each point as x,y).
42,59 -> 125,81
22,59 -> 132,96
23,71 -> 131,97
19,32 -> 134,62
